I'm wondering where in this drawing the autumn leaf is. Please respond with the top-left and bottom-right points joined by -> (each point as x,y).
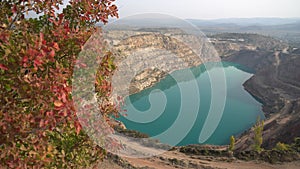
74,121 -> 82,135
54,100 -> 63,107
47,145 -> 54,152
53,42 -> 60,50
22,56 -> 29,63
39,119 -> 44,127
49,50 -> 55,58
0,64 -> 8,71
11,4 -> 17,13
34,58 -> 42,66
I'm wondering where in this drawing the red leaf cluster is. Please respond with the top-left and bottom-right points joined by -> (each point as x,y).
0,0 -> 119,167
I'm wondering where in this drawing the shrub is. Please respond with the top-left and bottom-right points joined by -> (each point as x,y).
229,135 -> 235,152
0,0 -> 119,167
252,117 -> 264,152
274,142 -> 290,151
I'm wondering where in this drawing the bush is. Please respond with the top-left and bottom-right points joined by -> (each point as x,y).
274,142 -> 290,151
292,137 -> 300,152
252,117 -> 264,152
229,135 -> 235,152
0,0 -> 119,167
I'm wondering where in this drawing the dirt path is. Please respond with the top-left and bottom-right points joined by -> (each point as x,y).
264,100 -> 292,126
273,51 -> 300,98
120,149 -> 300,169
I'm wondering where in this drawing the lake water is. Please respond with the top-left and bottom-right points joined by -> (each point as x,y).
117,62 -> 264,146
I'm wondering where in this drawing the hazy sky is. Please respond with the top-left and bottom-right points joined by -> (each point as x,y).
116,0 -> 300,19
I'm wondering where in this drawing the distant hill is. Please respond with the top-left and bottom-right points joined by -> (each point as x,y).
187,18 -> 300,26
102,17 -> 300,47
187,18 -> 300,47
109,17 -> 300,28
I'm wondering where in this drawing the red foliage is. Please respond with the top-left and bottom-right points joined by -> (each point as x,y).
0,0 -> 118,167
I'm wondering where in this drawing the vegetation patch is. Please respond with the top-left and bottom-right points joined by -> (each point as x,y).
235,138 -> 300,163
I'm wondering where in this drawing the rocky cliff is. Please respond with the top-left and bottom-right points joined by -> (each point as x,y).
224,44 -> 300,150
104,29 -> 218,97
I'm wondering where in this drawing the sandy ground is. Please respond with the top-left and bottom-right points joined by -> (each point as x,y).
92,159 -> 124,169
122,150 -> 300,169
94,107 -> 300,169
89,150 -> 300,169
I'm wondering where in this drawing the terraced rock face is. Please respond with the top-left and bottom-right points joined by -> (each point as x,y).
104,29 -> 219,97
209,33 -> 288,57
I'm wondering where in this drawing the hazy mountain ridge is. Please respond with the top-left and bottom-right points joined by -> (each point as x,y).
187,18 -> 300,47
187,18 -> 300,26
105,17 -> 300,47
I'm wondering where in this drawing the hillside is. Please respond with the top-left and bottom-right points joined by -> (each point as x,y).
219,33 -> 300,150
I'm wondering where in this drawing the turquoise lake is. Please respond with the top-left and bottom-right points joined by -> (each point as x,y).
117,62 -> 264,146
